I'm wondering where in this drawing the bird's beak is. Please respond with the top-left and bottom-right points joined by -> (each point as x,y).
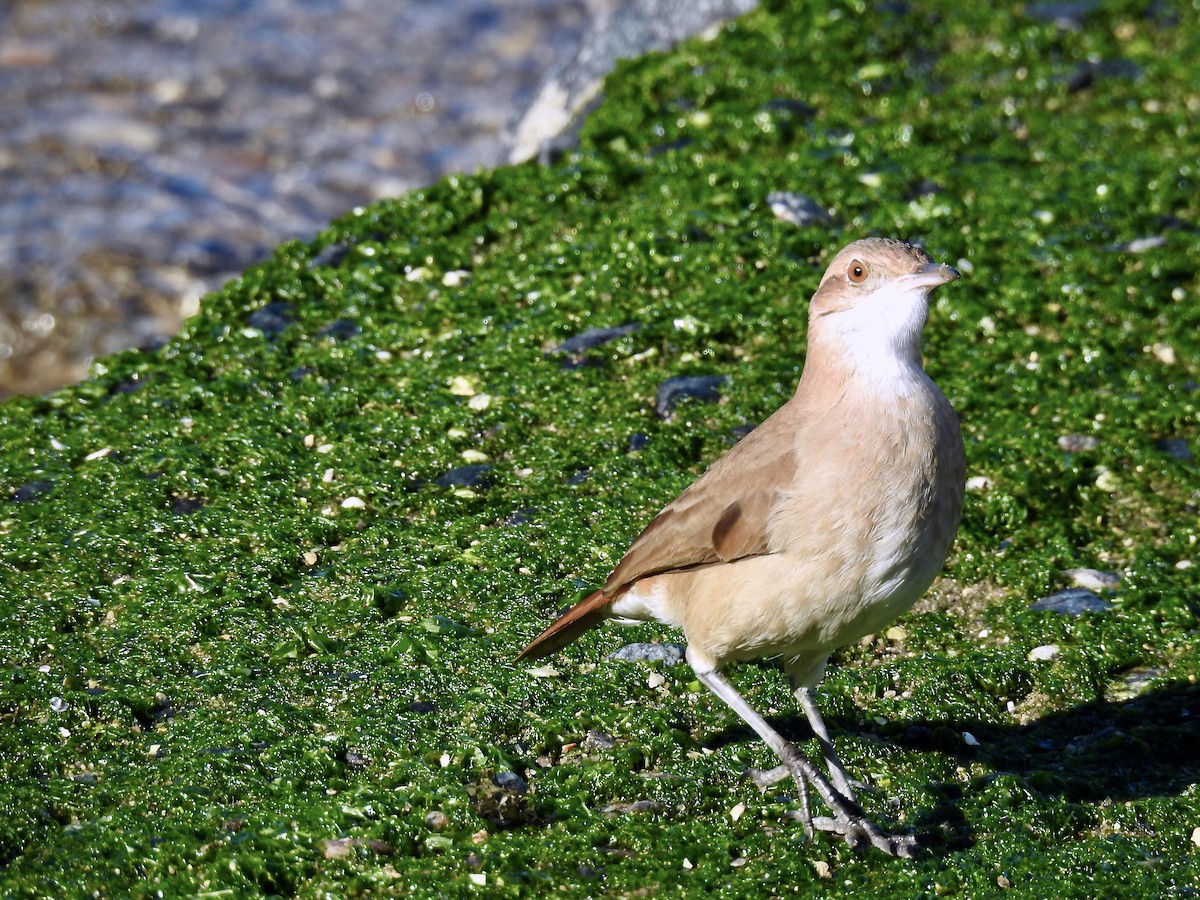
909,261 -> 961,289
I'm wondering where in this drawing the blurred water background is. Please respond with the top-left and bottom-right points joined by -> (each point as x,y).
0,0 -> 605,397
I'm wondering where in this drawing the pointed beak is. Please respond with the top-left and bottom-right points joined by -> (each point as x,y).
910,261 -> 960,289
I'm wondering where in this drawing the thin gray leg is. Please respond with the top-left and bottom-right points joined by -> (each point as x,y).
692,662 -> 918,857
796,686 -> 858,803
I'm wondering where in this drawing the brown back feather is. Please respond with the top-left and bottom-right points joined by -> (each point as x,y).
603,401 -> 802,593
517,401 -> 802,661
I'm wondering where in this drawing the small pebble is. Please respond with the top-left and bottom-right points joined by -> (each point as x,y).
766,191 -> 835,227
1150,343 -> 1177,365
1028,644 -> 1061,661
610,643 -> 687,665
1063,568 -> 1120,590
424,810 -> 450,831
1057,434 -> 1099,452
583,730 -> 616,751
434,464 -> 492,488
655,374 -> 728,419
1156,438 -> 1192,461
1026,2 -> 1097,27
1030,589 -> 1113,616
549,323 -> 640,356
318,318 -> 361,341
1105,234 -> 1166,253
963,731 -> 981,747
602,800 -> 663,816
447,376 -> 476,396
10,480 -> 54,502
244,301 -> 295,336
493,771 -> 528,793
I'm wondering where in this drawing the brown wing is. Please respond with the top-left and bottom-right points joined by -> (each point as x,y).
603,402 -> 801,593
518,399 -> 802,662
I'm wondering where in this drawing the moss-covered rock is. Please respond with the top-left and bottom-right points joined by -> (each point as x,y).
1,1 -> 1197,895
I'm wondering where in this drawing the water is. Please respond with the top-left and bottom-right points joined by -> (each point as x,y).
0,0 -> 596,396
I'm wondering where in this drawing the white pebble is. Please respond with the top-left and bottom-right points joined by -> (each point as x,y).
1029,644 -> 1061,661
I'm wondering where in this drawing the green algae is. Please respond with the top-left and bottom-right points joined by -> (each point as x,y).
1,0 -> 1199,896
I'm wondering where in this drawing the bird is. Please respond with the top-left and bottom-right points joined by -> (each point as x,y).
517,237 -> 966,857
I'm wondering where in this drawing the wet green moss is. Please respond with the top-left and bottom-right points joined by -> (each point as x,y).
2,0 -> 1199,895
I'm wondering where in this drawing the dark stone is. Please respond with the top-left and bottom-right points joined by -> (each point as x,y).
434,464 -> 492,488
1066,58 -> 1142,93
654,374 -> 728,419
550,323 -> 640,356
494,771 -> 529,793
766,191 -> 835,228
310,241 -> 350,268
502,508 -> 535,526
171,495 -> 206,515
319,318 -> 362,341
11,480 -> 54,502
1157,438 -> 1192,461
1030,589 -> 1113,616
246,301 -> 295,336
1025,1 -> 1099,27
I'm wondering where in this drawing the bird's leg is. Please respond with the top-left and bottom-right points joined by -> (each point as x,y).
796,686 -> 858,804
747,687 -> 860,802
693,664 -> 918,858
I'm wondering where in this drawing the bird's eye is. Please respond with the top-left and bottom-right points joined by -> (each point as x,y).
848,260 -> 868,283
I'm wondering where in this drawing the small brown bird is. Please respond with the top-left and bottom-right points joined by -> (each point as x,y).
518,237 -> 965,857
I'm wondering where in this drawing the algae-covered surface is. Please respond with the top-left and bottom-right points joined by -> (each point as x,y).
1,1 -> 1198,896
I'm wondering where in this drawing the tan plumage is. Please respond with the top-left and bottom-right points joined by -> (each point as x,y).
518,238 -> 966,857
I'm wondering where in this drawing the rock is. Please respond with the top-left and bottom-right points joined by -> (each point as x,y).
1157,438 -> 1192,461
766,191 -> 835,227
609,642 -> 687,665
1029,589 -> 1113,616
493,771 -> 529,793
1104,234 -> 1167,253
245,301 -> 295,337
1025,1 -> 1099,28
549,323 -> 640,357
655,374 -> 728,419
434,464 -> 492,488
10,480 -> 54,502
1063,568 -> 1120,590
583,730 -> 617,750
1057,434 -> 1099,452
505,0 -> 760,164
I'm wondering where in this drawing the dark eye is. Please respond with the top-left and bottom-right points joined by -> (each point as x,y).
848,260 -> 868,283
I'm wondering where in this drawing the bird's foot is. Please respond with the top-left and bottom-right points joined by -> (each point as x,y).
807,812 -> 920,859
763,759 -> 917,858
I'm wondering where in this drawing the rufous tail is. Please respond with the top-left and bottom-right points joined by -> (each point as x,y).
516,589 -> 616,662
